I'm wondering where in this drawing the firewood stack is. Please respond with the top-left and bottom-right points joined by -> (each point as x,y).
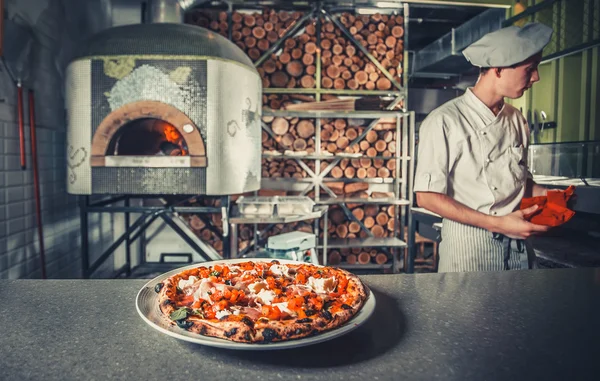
261,158 -> 315,179
319,15 -> 403,91
263,116 -> 316,153
237,10 -> 316,89
337,13 -> 404,87
321,204 -> 394,266
185,9 -> 229,38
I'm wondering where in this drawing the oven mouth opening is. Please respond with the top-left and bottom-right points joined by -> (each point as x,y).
107,118 -> 189,157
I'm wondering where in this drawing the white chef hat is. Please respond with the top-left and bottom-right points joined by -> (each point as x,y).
462,22 -> 553,68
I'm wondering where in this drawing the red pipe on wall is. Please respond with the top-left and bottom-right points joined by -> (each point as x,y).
28,89 -> 46,279
17,83 -> 26,169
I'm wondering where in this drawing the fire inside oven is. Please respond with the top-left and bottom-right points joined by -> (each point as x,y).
106,118 -> 189,157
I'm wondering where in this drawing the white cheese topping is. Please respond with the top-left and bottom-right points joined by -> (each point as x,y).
256,289 -> 276,305
215,309 -> 231,319
192,278 -> 214,302
307,276 -> 338,294
269,264 -> 291,277
248,281 -> 268,294
178,276 -> 198,293
272,302 -> 295,316
227,265 -> 241,272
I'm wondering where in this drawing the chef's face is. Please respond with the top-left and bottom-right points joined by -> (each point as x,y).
497,53 -> 542,99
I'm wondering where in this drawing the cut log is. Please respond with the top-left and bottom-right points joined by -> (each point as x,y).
327,182 -> 345,195
337,137 -> 350,149
248,48 -> 261,60
300,75 -> 315,88
347,254 -> 357,265
189,215 -> 205,230
348,221 -> 361,234
387,219 -> 395,232
363,216 -> 375,228
347,79 -> 359,90
271,118 -> 289,135
360,158 -> 372,168
322,77 -> 333,88
376,212 -> 389,226
271,71 -> 290,87
371,225 -> 385,238
356,167 -> 367,178
344,182 -> 369,194
328,251 -> 342,265
366,130 -> 378,143
297,120 -> 315,138
377,167 -> 390,177
330,208 -> 346,224
286,61 -> 304,77
366,147 -> 377,157
375,140 -> 387,152
373,158 -> 384,168
376,77 -> 392,90
366,167 -> 377,177
375,253 -> 388,265
352,208 -> 364,221
281,133 -> 294,147
346,128 -> 358,140
355,71 -> 368,85
336,224 -> 349,238
386,159 -> 396,171
331,166 -> 344,178
326,65 -> 341,79
333,78 -> 346,89
387,205 -> 395,218
358,252 -> 371,265
302,54 -> 314,66
293,138 -> 307,151
263,60 -> 277,74
391,26 -> 404,38
305,42 -> 317,54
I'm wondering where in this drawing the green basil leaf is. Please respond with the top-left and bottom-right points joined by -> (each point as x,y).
210,270 -> 221,277
169,307 -> 189,321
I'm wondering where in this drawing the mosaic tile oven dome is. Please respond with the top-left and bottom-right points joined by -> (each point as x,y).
65,23 -> 262,195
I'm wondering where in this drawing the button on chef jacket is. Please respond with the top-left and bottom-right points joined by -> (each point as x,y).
413,88 -> 531,217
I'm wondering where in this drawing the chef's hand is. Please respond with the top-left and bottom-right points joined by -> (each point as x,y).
493,205 -> 550,239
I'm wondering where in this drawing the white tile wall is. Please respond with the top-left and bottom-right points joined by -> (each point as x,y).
0,0 -> 115,279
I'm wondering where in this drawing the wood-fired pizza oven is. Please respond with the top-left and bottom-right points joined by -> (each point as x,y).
65,22 -> 262,195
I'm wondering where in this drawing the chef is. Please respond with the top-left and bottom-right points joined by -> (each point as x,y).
413,23 -> 554,272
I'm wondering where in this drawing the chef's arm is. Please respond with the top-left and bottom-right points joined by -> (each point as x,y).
416,192 -> 497,231
415,191 -> 550,239
526,178 -> 548,197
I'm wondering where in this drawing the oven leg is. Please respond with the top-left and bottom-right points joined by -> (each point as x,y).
79,196 -> 90,279
124,196 -> 131,276
221,196 -> 231,259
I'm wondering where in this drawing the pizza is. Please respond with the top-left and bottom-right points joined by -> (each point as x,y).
154,260 -> 368,343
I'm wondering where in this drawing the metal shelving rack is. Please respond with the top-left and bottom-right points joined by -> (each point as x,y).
185,0 -> 415,272
260,109 -> 414,273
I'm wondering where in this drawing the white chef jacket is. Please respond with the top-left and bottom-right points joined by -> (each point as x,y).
413,88 -> 532,217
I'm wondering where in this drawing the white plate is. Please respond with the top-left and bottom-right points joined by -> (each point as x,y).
136,258 -> 376,350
